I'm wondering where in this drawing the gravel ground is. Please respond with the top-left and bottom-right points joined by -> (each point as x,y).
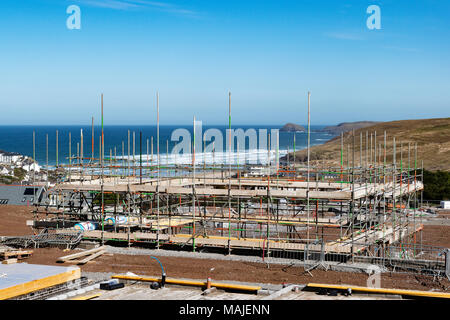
82,271 -> 116,283
104,245 -> 378,273
106,245 -> 299,264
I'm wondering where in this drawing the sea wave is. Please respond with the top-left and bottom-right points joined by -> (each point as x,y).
114,149 -> 290,165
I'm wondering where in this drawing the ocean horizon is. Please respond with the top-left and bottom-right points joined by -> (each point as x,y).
0,125 -> 335,166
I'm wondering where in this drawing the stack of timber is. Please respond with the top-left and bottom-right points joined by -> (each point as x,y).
0,245 -> 33,261
57,246 -> 106,265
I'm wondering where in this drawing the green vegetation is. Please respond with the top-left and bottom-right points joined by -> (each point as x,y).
423,169 -> 450,201
92,193 -> 133,206
0,175 -> 18,184
13,167 -> 26,181
0,168 -> 27,184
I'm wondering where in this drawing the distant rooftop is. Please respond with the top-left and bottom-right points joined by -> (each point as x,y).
0,150 -> 21,157
0,185 -> 45,205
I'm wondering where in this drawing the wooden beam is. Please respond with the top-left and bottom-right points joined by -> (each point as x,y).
57,246 -> 105,262
68,250 -> 106,265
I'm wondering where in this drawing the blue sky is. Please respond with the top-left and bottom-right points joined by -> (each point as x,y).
0,0 -> 449,125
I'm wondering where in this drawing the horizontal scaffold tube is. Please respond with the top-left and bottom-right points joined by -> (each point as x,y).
306,283 -> 450,299
111,275 -> 261,292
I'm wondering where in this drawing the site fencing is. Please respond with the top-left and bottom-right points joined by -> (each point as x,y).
1,228 -> 83,249
263,239 -> 448,278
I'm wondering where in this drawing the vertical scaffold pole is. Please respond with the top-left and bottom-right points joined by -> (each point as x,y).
127,131 -> 130,181
32,131 -> 36,205
351,130 -> 355,262
140,131 -> 142,184
46,134 -> 48,185
306,92 -> 311,242
156,92 -> 160,249
91,116 -> 94,162
69,132 -> 72,183
193,116 -> 196,252
132,131 -> 135,177
80,129 -> 84,182
56,130 -> 59,168
228,91 -> 232,255
393,137 -> 396,243
101,93 -> 105,245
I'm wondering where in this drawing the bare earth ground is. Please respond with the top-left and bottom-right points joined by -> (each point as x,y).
2,206 -> 450,293
25,247 -> 450,292
421,224 -> 450,248
438,209 -> 450,219
0,205 -> 35,236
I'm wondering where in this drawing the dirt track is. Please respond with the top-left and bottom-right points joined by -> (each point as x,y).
25,247 -> 450,292
2,206 -> 450,292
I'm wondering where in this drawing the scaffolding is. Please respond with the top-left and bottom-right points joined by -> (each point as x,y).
27,93 -> 443,274
31,135 -> 430,264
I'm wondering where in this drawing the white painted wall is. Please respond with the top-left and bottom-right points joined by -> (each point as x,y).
441,201 -> 450,209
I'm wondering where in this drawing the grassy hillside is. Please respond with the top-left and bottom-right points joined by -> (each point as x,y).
286,117 -> 450,171
323,121 -> 380,134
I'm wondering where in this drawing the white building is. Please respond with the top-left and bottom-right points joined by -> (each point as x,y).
0,153 -> 12,163
441,201 -> 450,210
22,163 -> 41,173
0,152 -> 21,164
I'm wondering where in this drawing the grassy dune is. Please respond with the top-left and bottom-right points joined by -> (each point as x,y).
286,117 -> 450,171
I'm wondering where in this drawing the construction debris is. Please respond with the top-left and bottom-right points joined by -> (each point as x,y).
100,279 -> 124,291
0,245 -> 33,261
57,246 -> 106,265
1,229 -> 83,249
0,249 -> 33,260
2,258 -> 18,265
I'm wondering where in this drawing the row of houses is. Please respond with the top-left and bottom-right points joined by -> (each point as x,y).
0,150 -> 40,170
0,149 -> 43,182
0,150 -> 49,205
0,150 -> 22,164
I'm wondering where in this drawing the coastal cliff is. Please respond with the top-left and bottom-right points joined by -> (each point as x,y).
280,123 -> 305,132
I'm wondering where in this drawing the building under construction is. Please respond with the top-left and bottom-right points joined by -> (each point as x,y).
21,93 -> 445,276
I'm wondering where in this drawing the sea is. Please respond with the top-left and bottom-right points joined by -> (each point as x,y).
0,125 -> 335,167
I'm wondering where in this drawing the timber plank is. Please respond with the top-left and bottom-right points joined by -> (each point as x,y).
57,246 -> 105,262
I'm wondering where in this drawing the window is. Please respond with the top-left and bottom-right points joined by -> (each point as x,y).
24,188 -> 38,195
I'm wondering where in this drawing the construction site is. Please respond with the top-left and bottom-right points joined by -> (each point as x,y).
1,95 -> 449,302
30,134 -> 429,265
